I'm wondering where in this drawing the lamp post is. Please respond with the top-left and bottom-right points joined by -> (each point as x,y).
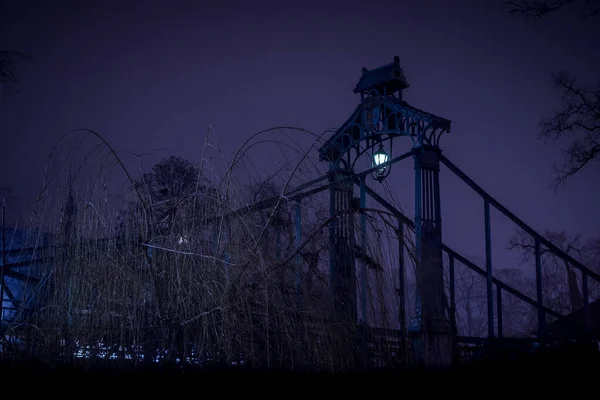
372,142 -> 390,182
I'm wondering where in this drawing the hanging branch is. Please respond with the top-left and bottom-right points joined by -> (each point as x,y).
505,0 -> 600,18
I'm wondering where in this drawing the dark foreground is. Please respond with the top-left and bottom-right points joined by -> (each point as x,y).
1,344 -> 598,393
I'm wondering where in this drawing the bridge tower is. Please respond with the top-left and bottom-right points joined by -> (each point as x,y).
319,56 -> 453,367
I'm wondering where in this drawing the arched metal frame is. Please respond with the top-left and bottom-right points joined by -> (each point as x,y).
318,56 -> 453,367
318,94 -> 451,170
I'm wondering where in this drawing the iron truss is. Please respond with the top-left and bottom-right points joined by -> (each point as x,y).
318,96 -> 452,167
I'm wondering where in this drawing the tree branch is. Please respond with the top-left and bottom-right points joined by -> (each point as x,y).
505,0 -> 600,18
505,0 -> 577,18
538,72 -> 600,187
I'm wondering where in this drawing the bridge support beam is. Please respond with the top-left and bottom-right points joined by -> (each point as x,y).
328,166 -> 357,366
410,146 -> 453,368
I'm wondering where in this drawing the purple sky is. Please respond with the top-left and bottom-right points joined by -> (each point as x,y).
1,0 -> 599,270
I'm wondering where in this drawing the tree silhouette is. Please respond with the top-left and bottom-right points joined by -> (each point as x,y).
505,1 -> 600,187
506,0 -> 600,18
0,51 -> 29,89
125,155 -> 214,238
540,72 -> 600,187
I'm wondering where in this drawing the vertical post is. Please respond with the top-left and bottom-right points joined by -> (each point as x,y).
484,200 -> 494,338
295,200 -> 302,306
433,158 -> 443,251
448,255 -> 457,360
582,273 -> 590,331
328,166 -> 356,319
496,286 -> 503,339
448,255 -> 456,337
410,153 -> 423,331
534,238 -> 546,338
328,165 -> 357,367
360,176 -> 367,324
328,174 -> 336,301
397,220 -> 406,331
358,176 -> 368,365
397,220 -> 408,362
411,146 -> 452,368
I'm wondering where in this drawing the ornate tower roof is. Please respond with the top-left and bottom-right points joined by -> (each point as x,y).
353,56 -> 410,95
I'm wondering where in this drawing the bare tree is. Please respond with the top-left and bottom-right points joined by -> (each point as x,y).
508,229 -> 600,313
454,265 -> 488,337
505,1 -> 600,187
541,72 -> 600,187
452,262 -> 536,338
495,268 -> 537,336
3,123 -> 413,370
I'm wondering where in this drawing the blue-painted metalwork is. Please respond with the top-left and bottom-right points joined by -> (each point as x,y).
484,199 -> 494,338
535,238 -> 545,337
497,287 -> 503,338
210,47 -> 600,363
397,220 -> 406,331
328,171 -> 336,303
359,176 -> 367,323
357,171 -> 571,342
318,96 -> 451,169
410,147 -> 451,367
409,146 -> 423,333
319,57 -> 451,180
353,167 -> 580,338
357,176 -> 580,368
317,57 -> 456,367
444,244 -> 561,319
327,166 -> 356,324
440,154 -> 600,283
449,255 -> 456,336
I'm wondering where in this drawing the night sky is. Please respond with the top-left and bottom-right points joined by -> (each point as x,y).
1,0 -> 599,270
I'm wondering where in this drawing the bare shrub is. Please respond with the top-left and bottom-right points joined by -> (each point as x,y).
2,126 -> 416,372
